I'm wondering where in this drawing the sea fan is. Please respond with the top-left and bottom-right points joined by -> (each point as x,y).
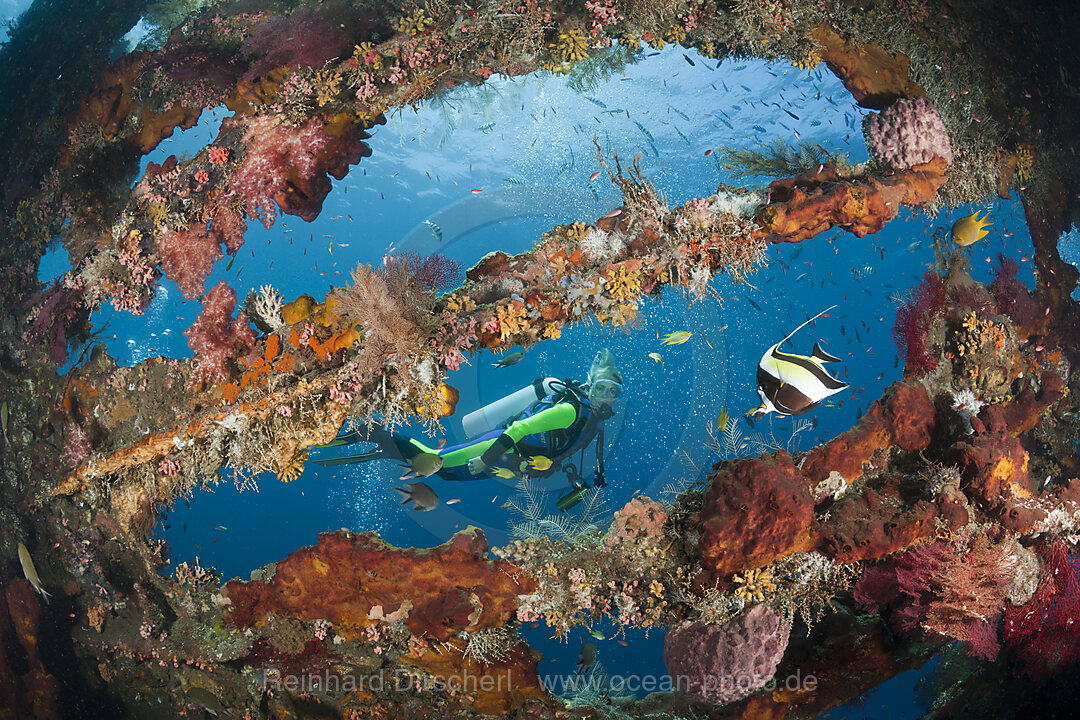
892,271 -> 946,377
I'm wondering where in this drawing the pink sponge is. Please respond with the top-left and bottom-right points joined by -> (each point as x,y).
664,605 -> 791,705
864,97 -> 952,171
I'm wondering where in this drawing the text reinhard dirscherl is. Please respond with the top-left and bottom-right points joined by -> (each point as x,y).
259,667 -> 818,697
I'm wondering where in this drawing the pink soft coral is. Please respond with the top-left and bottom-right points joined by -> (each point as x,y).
220,114 -> 333,226
184,281 -> 257,389
158,223 -> 223,300
855,536 -> 1016,659
23,280 -> 87,363
865,97 -> 952,171
240,9 -> 348,83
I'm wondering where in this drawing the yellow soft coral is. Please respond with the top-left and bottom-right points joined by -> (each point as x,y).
1014,147 -> 1033,183
313,68 -> 342,107
732,567 -> 777,603
496,301 -> 530,342
277,450 -> 309,483
793,51 -> 820,71
605,263 -> 642,301
565,221 -> 589,240
550,29 -> 589,63
396,9 -> 432,36
541,322 -> 563,340
444,294 -> 476,313
541,61 -> 571,75
604,302 -> 639,327
354,42 -> 383,70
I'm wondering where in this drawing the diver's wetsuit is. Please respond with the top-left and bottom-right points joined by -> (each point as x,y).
365,392 -> 600,482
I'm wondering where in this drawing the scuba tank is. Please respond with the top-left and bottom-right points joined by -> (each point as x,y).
461,377 -> 562,438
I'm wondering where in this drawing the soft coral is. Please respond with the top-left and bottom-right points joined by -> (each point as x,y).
184,281 -> 257,389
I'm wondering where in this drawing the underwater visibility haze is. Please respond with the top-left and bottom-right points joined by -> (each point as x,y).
2,1 -> 1080,719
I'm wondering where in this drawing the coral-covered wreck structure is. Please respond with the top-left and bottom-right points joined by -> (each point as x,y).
2,0 -> 1080,718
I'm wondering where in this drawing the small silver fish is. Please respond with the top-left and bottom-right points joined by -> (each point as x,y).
18,542 -> 53,604
395,481 -> 440,511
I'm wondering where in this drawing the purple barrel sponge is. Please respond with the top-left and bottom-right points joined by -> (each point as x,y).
664,604 -> 791,705
864,96 -> 952,171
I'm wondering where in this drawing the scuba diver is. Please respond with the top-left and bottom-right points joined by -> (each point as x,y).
313,349 -> 623,510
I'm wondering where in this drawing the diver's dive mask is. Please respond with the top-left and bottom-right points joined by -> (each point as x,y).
588,377 -> 622,402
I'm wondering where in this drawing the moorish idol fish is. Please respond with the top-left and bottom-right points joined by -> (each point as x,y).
747,305 -> 848,422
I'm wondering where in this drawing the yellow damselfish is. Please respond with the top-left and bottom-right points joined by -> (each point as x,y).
528,456 -> 553,471
717,408 -> 730,431
951,211 -> 992,247
660,331 -> 692,346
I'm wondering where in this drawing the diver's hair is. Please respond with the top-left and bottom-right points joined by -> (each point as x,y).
588,348 -> 623,386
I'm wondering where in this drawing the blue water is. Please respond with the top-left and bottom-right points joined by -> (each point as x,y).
41,46 -> 1042,709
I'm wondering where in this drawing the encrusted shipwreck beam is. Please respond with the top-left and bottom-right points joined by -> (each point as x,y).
222,527 -> 545,715
48,153 -> 945,517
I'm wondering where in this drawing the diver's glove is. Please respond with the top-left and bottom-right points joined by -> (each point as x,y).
467,457 -> 488,475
